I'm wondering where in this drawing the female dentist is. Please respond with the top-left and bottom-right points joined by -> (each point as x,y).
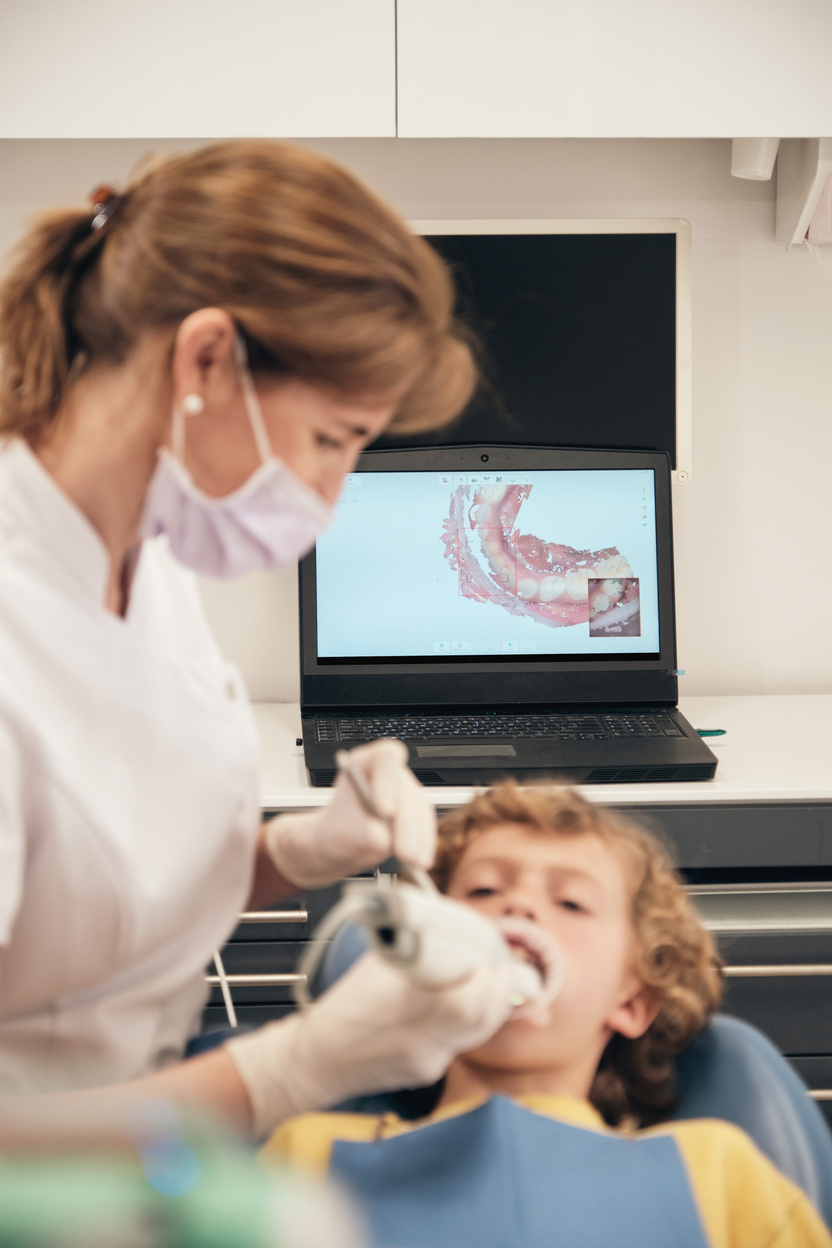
0,140 -> 515,1138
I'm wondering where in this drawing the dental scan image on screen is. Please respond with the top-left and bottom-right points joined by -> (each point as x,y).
315,469 -> 660,660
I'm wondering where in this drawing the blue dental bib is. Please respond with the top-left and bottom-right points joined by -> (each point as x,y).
331,1096 -> 709,1248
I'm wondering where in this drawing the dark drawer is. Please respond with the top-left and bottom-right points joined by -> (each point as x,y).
211,940 -> 307,975
206,940 -> 309,1008
711,930 -> 832,1056
202,1003 -> 295,1031
721,977 -> 832,1056
717,932 -> 832,965
619,803 -> 832,873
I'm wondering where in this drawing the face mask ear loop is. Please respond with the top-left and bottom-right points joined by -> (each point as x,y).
171,400 -> 187,463
234,335 -> 273,465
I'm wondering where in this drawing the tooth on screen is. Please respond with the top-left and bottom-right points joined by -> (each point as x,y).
566,572 -> 590,602
517,578 -> 539,599
538,575 -> 567,601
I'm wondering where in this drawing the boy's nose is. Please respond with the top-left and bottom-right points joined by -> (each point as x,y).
501,892 -> 541,922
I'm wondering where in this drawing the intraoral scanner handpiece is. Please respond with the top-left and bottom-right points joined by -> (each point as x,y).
355,884 -> 547,1005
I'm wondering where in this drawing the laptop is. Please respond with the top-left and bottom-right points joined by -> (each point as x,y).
298,444 -> 717,787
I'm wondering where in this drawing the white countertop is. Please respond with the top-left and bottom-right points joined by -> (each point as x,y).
253,694 -> 832,809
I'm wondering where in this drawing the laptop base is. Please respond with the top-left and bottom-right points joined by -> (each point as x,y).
302,708 -> 718,788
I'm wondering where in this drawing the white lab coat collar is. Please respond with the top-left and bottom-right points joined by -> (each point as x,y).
0,437 -> 112,606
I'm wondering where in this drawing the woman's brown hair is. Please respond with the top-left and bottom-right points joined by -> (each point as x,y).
0,140 -> 475,443
433,782 -> 724,1128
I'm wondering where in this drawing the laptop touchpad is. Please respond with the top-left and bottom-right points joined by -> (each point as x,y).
416,745 -> 517,758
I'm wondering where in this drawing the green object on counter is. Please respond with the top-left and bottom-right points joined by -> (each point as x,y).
0,1124 -> 309,1247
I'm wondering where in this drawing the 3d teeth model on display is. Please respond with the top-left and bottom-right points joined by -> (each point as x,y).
441,484 -> 641,634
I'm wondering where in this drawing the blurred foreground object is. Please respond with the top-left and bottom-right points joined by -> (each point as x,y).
0,1097 -> 366,1248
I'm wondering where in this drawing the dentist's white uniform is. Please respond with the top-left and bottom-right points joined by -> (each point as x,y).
0,438 -> 261,1092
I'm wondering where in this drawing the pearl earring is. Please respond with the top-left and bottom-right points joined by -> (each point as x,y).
182,393 -> 204,416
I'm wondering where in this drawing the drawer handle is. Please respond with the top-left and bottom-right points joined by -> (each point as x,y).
705,920 -> 832,934
212,966 -> 832,983
689,885 -> 832,896
237,910 -> 308,924
723,964 -> 832,977
206,973 -> 306,986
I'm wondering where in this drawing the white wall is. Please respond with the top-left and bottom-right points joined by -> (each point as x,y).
1,137 -> 830,699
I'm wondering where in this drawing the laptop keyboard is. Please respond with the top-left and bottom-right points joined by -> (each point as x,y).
314,711 -> 685,745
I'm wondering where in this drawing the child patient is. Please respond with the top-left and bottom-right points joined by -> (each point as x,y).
265,783 -> 831,1248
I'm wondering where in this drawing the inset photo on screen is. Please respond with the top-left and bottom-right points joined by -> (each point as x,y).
588,578 -> 640,637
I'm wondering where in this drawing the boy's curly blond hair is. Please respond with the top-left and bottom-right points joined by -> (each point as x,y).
432,782 -> 723,1127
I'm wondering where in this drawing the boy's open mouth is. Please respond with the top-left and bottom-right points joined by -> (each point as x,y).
507,938 -> 545,978
496,916 -> 564,1021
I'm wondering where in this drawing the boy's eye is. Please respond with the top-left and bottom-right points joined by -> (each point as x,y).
558,898 -> 587,914
467,886 -> 497,898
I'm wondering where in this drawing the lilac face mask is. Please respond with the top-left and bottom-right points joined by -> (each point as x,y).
140,339 -> 334,577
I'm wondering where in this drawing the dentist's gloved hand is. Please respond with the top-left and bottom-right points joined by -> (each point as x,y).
265,739 -> 434,889
226,950 -> 516,1138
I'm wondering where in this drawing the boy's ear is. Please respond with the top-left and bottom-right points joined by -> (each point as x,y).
607,977 -> 660,1040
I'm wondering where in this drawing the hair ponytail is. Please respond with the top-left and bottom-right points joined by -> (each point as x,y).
0,140 -> 476,444
0,207 -> 106,440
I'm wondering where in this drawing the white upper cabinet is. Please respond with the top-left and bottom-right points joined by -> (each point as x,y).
4,1 -> 829,141
0,0 -> 395,138
397,0 -> 832,138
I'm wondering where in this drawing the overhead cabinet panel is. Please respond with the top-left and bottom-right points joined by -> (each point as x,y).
0,0 -> 396,138
397,0 -> 832,138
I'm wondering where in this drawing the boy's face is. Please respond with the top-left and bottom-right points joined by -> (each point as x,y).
445,823 -> 656,1094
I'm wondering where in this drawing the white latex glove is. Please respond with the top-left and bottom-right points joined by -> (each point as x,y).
226,950 -> 516,1138
266,739 -> 435,889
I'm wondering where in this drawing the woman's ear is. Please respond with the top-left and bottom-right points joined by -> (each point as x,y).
607,977 -> 660,1040
170,308 -> 238,409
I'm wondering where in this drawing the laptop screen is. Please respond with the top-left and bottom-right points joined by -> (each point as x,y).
316,466 -> 659,661
300,446 -> 678,711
